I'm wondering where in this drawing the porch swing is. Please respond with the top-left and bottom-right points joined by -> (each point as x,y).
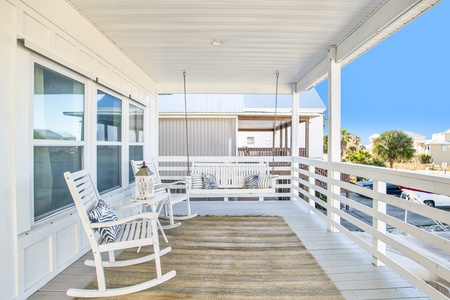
183,71 -> 279,201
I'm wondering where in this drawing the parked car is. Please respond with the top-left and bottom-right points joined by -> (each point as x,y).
355,180 -> 402,196
398,186 -> 450,208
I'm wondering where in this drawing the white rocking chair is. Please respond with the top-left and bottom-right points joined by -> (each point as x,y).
64,170 -> 176,298
131,160 -> 197,229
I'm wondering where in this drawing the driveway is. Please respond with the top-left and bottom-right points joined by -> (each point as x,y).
340,192 -> 450,232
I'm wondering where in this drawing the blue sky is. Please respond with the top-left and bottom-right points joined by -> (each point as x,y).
315,0 -> 450,145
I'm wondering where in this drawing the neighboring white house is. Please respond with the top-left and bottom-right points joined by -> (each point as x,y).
158,90 -> 326,159
425,128 -> 450,164
238,90 -> 325,159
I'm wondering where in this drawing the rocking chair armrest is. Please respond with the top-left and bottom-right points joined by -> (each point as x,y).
184,176 -> 192,189
90,212 -> 158,228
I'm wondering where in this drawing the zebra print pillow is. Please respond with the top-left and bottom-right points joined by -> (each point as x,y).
203,174 -> 219,189
88,200 -> 121,243
244,174 -> 259,189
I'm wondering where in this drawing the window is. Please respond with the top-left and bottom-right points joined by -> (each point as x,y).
129,103 -> 144,183
33,64 -> 85,221
247,137 -> 255,145
442,145 -> 448,152
97,90 -> 122,193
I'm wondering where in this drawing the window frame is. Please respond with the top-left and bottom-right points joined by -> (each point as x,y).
128,101 -> 146,183
31,57 -> 88,226
95,88 -> 125,194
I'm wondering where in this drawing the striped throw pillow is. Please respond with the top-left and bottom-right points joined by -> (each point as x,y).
244,174 -> 259,189
257,175 -> 273,189
191,173 -> 203,189
88,200 -> 121,243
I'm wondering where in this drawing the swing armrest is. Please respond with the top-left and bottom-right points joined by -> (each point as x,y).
162,181 -> 186,190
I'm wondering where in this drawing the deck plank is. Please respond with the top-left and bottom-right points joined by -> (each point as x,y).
28,200 -> 430,299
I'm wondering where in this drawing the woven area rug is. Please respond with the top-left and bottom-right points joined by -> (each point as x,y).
80,216 -> 344,299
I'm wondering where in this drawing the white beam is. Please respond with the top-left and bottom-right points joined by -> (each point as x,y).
295,0 -> 441,93
337,0 -> 440,63
157,82 -> 293,95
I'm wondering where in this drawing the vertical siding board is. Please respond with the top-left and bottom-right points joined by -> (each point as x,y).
159,118 -> 236,157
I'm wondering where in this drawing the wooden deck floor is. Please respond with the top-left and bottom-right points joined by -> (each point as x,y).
29,201 -> 429,299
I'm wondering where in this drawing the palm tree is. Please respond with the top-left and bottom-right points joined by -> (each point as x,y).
352,135 -> 361,148
323,134 -> 328,154
373,130 -> 415,168
340,129 -> 352,158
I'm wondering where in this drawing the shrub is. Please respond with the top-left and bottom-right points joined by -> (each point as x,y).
417,154 -> 433,164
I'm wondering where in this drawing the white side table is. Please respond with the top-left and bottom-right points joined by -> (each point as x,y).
131,193 -> 171,243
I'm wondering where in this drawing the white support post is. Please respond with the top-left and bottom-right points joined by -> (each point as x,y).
373,180 -> 386,266
291,85 -> 299,154
291,86 -> 299,201
327,46 -> 341,232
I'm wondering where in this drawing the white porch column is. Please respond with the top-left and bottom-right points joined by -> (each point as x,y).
0,2 -> 18,299
291,86 -> 299,201
291,85 -> 299,156
327,46 -> 341,232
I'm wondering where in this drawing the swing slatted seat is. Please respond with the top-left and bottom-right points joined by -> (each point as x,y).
64,169 -> 176,298
185,161 -> 278,201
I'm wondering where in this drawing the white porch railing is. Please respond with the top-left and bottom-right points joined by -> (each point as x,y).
155,155 -> 450,299
293,156 -> 450,300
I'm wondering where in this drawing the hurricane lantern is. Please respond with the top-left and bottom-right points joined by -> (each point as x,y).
135,161 -> 155,199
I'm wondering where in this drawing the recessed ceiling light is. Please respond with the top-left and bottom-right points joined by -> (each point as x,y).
211,39 -> 224,46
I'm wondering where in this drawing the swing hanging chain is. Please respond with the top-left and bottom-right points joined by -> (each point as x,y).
183,71 -> 190,175
272,71 -> 279,172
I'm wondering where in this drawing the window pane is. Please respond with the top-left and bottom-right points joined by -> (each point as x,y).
34,64 -> 85,141
34,146 -> 83,221
129,104 -> 144,143
97,91 -> 122,142
129,145 -> 143,183
97,146 -> 121,193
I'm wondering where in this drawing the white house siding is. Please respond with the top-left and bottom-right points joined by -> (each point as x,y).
429,144 -> 450,164
159,117 -> 237,156
425,131 -> 450,165
1,1 -> 158,299
1,2 -> 18,300
308,115 -> 325,159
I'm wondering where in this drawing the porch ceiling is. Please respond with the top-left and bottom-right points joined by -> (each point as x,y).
67,0 -> 439,94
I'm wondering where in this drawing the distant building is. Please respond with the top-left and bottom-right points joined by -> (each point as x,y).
158,89 -> 326,158
425,128 -> 450,164
367,129 -> 450,165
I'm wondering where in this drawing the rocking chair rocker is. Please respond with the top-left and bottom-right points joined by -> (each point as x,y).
64,169 -> 176,298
